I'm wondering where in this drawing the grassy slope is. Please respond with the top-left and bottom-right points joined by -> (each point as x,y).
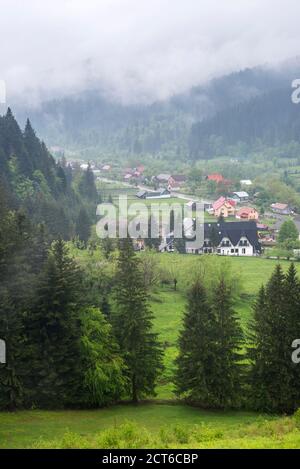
1,404 -> 300,449
0,404 -> 278,449
1,254 -> 299,449
152,255 -> 298,397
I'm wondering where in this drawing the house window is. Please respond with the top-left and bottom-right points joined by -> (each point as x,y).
231,249 -> 234,253
217,249 -> 221,253
242,248 -> 246,254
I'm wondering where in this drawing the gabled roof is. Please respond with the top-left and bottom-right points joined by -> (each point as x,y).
271,203 -> 289,210
137,189 -> 170,198
212,196 -> 226,210
204,221 -> 260,250
213,196 -> 236,211
232,191 -> 249,198
170,174 -> 187,182
156,173 -> 171,181
236,207 -> 258,216
207,173 -> 224,183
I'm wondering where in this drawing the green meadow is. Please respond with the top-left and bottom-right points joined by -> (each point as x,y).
1,254 -> 300,449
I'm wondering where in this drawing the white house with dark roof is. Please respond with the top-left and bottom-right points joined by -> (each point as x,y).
185,221 -> 261,256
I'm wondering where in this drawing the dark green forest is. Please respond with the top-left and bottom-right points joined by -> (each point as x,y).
0,108 -> 99,240
189,87 -> 300,159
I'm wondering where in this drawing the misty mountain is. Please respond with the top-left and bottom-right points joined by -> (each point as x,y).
11,58 -> 300,160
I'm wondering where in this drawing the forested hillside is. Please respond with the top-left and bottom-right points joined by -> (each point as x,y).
13,59 -> 300,160
189,86 -> 300,159
0,108 -> 99,240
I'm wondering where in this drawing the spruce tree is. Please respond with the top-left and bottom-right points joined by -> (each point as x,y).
248,264 -> 293,413
210,278 -> 243,408
175,280 -> 216,405
283,263 -> 300,411
24,239 -> 84,408
0,208 -> 33,409
113,238 -> 163,402
75,207 -> 91,245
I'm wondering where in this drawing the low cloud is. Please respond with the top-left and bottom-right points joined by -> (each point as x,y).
1,0 -> 300,106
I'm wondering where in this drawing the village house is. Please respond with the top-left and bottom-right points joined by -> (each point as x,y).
212,196 -> 236,218
270,203 -> 293,215
206,173 -> 224,184
155,174 -> 171,185
185,221 -> 261,256
186,200 -> 213,212
161,220 -> 261,256
240,179 -> 252,186
231,191 -> 249,203
101,164 -> 111,171
236,206 -> 259,221
168,174 -> 187,190
136,189 -> 171,200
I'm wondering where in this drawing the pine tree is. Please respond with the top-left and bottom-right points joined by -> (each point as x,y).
248,264 -> 293,412
0,208 -> 33,409
24,239 -> 84,408
75,207 -> 91,245
175,280 -> 216,405
284,263 -> 300,411
210,278 -> 243,408
79,164 -> 98,201
113,238 -> 163,402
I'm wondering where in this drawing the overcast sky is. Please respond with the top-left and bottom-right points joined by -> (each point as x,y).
1,0 -> 300,105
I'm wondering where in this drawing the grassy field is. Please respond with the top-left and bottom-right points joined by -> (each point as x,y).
1,404 -> 300,449
1,254 -> 299,449
150,254 -> 298,398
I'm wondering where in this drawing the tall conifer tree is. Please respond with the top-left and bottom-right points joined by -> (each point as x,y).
175,280 -> 216,405
113,238 -> 163,402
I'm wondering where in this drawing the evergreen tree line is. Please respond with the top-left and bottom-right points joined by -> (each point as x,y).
175,263 -> 300,413
1,174 -> 300,412
0,109 -> 99,242
0,197 -> 162,409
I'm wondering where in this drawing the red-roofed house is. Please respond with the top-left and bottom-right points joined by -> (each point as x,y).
236,207 -> 259,220
212,196 -> 236,218
271,203 -> 293,215
206,173 -> 224,184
